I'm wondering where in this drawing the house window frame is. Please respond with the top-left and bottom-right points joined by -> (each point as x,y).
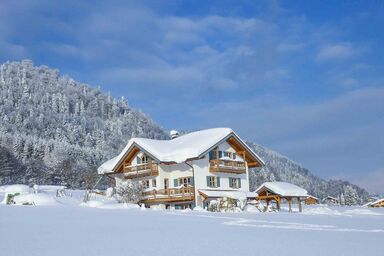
178,176 -> 192,187
230,177 -> 239,189
207,176 -> 218,188
141,155 -> 149,164
143,180 -> 150,189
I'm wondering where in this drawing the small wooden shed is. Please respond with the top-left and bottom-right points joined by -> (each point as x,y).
305,195 -> 319,205
255,182 -> 308,212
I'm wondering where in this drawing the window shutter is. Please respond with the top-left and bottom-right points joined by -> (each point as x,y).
206,176 -> 210,187
173,178 -> 178,187
233,153 -> 236,160
217,177 -> 220,187
238,178 -> 241,188
209,151 -> 215,160
219,151 -> 223,158
190,177 -> 194,186
136,156 -> 141,164
229,177 -> 233,188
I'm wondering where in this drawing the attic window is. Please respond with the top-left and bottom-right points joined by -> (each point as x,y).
141,155 -> 149,164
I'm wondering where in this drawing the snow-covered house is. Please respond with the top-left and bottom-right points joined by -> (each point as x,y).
98,128 -> 264,209
305,195 -> 319,205
322,196 -> 339,205
255,182 -> 308,212
363,198 -> 384,208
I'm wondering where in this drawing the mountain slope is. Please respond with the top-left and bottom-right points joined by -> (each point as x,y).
0,60 -> 370,202
248,143 -> 369,203
0,60 -> 168,187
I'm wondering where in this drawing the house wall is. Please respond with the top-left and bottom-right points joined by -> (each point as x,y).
192,143 -> 250,207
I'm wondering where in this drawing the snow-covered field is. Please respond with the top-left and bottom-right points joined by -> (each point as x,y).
1,188 -> 383,256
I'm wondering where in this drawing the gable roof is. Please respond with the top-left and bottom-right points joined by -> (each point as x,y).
98,127 -> 264,174
255,182 -> 308,197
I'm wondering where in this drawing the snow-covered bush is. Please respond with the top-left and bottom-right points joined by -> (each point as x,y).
207,197 -> 242,212
115,180 -> 143,204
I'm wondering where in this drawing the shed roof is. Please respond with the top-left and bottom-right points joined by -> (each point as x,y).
255,182 -> 308,197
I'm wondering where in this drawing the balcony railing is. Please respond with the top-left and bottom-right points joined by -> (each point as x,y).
123,162 -> 159,178
142,186 -> 195,203
209,159 -> 246,174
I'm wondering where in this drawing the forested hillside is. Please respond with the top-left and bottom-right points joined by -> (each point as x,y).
248,143 -> 369,204
0,60 -> 167,187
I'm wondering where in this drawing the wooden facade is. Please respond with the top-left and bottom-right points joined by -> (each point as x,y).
142,186 -> 195,204
123,162 -> 159,179
305,196 -> 319,205
209,159 -> 246,174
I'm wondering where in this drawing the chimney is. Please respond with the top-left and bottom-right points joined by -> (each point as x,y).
170,130 -> 179,139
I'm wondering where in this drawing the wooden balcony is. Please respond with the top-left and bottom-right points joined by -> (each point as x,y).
209,159 -> 246,174
123,162 -> 159,179
142,186 -> 195,203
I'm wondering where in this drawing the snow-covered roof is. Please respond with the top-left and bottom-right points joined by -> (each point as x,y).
322,196 -> 338,201
363,198 -> 384,207
255,182 -> 308,197
306,195 -> 319,200
199,189 -> 258,200
98,128 -> 264,174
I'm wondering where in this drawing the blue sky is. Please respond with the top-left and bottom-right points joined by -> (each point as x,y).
1,0 -> 383,193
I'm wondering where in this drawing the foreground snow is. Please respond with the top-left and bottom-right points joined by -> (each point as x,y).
0,190 -> 383,256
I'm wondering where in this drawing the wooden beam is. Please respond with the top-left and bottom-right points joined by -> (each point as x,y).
298,197 -> 302,212
288,198 -> 292,212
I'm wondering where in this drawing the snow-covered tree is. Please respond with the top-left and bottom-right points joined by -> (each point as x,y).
0,60 -> 168,187
343,185 -> 359,206
115,180 -> 144,204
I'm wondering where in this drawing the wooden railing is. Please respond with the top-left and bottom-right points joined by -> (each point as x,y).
209,159 -> 246,174
143,186 -> 195,202
123,162 -> 159,178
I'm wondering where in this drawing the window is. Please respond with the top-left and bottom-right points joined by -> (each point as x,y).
206,176 -> 220,188
209,150 -> 216,160
223,151 -> 231,158
229,177 -> 241,189
143,180 -> 150,189
152,179 -> 157,188
173,176 -> 194,188
141,155 -> 149,164
164,178 -> 169,189
179,177 -> 191,187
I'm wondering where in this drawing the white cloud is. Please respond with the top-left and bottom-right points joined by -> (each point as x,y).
316,43 -> 355,61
